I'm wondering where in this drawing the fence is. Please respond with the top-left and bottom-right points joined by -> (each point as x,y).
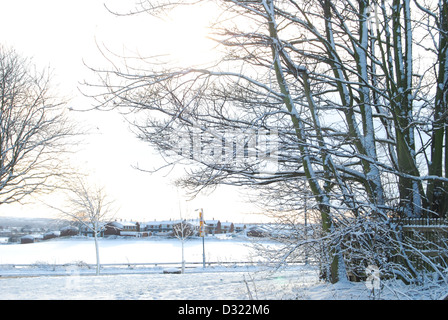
0,261 -> 305,277
391,218 -> 448,273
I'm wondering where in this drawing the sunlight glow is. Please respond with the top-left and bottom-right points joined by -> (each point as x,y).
159,5 -> 219,66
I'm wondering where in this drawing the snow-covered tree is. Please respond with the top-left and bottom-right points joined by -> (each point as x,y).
52,178 -> 116,275
173,220 -> 195,273
88,0 -> 448,284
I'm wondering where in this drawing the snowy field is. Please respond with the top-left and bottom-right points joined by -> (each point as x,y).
1,237 -> 447,300
0,235 -> 262,265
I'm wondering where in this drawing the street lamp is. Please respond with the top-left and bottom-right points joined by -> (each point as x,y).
195,208 -> 206,268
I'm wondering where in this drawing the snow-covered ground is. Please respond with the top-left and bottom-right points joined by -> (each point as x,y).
0,235 -> 261,265
1,236 -> 447,300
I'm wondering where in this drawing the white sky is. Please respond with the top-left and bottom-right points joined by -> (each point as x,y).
0,0 -> 265,223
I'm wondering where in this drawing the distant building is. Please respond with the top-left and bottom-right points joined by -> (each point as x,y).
104,221 -> 122,236
220,222 -> 234,234
21,235 -> 34,244
246,225 -> 270,238
79,223 -> 107,237
35,218 -> 268,239
60,226 -> 79,237
234,223 -> 247,233
205,219 -> 221,234
43,231 -> 60,240
20,235 -> 35,244
105,220 -> 150,237
145,220 -> 178,236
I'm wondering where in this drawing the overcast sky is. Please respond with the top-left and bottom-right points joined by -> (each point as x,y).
0,0 -> 264,223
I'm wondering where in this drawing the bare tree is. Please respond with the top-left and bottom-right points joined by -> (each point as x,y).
51,177 -> 116,275
87,0 -> 448,284
0,45 -> 75,205
173,219 -> 196,273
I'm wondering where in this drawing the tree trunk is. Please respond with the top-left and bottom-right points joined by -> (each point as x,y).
427,0 -> 448,218
264,0 -> 342,283
181,240 -> 185,274
94,231 -> 101,276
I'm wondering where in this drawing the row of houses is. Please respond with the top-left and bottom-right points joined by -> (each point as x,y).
9,218 -> 261,243
80,219 -> 248,238
0,216 -> 279,244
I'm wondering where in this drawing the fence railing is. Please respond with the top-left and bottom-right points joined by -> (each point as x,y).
391,218 -> 448,273
0,261 -> 272,269
0,260 -> 307,277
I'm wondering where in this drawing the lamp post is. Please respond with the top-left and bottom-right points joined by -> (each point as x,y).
196,208 -> 206,268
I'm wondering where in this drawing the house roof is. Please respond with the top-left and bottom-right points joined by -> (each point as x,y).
221,222 -> 234,227
79,222 -> 108,230
205,220 -> 220,225
60,226 -> 79,231
108,221 -> 139,229
146,220 -> 183,226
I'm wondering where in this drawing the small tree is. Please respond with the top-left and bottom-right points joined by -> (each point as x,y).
52,178 -> 116,275
173,220 -> 195,273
